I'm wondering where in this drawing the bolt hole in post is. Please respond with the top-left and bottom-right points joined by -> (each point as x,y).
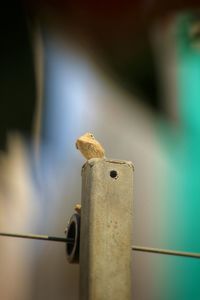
110,170 -> 118,179
67,222 -> 76,255
66,213 -> 80,263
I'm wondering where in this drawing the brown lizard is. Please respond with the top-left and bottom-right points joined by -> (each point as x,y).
75,132 -> 105,160
75,132 -> 105,213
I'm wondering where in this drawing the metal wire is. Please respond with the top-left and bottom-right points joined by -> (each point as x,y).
132,245 -> 200,259
1,232 -> 200,259
0,232 -> 73,244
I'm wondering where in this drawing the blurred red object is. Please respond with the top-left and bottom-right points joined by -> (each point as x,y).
23,0 -> 200,47
24,0 -> 200,25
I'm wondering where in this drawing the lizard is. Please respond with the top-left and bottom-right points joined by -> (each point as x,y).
75,132 -> 105,160
74,132 -> 105,213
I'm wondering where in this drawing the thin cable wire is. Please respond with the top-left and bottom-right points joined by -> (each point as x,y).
0,232 -> 73,243
132,245 -> 200,259
1,232 -> 200,259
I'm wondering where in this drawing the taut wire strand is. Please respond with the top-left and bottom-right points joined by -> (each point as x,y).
132,245 -> 200,259
0,232 -> 73,243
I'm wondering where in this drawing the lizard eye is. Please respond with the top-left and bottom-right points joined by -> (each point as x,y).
89,133 -> 94,138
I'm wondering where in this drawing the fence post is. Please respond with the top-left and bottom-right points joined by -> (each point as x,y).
80,158 -> 134,300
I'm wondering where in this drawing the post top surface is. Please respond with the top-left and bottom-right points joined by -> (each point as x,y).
81,158 -> 134,173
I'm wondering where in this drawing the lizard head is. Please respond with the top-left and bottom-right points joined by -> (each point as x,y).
75,132 -> 105,159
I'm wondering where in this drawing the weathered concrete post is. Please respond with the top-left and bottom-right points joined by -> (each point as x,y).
80,158 -> 134,300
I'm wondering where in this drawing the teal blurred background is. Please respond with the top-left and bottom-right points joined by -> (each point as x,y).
156,13 -> 200,300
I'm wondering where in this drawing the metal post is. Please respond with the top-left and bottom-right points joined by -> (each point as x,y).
80,158 -> 134,300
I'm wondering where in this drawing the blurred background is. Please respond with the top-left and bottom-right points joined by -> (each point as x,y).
1,1 -> 200,299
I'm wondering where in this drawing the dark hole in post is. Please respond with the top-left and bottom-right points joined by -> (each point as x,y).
110,170 -> 118,179
67,221 -> 76,255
